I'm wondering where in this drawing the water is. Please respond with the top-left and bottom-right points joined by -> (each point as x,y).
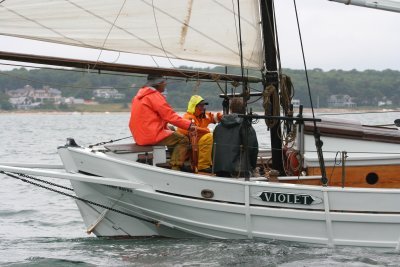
1,111 -> 400,266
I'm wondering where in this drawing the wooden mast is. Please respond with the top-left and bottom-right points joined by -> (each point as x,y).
260,0 -> 284,174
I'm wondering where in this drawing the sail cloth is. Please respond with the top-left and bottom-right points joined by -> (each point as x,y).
0,0 -> 264,70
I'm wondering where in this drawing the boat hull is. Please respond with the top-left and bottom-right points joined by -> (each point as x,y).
56,146 -> 400,248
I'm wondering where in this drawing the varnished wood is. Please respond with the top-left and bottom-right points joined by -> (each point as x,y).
0,50 -> 262,83
304,118 -> 400,144
280,165 -> 400,188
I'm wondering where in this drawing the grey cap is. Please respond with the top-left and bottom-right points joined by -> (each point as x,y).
146,74 -> 166,86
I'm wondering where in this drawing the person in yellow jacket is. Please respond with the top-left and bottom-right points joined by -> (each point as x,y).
177,95 -> 222,173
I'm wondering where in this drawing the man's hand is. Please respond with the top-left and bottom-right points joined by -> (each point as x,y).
216,112 -> 223,122
188,123 -> 197,132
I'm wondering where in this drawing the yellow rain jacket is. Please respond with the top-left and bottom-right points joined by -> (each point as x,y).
177,95 -> 221,139
177,95 -> 222,170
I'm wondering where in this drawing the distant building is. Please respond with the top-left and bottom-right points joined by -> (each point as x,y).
8,96 -> 32,109
291,99 -> 300,108
6,85 -> 62,109
327,94 -> 356,108
378,98 -> 392,107
30,86 -> 62,103
63,97 -> 85,105
93,86 -> 125,99
6,85 -> 33,98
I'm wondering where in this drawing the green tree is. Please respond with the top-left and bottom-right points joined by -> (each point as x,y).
0,92 -> 13,110
1,67 -> 400,109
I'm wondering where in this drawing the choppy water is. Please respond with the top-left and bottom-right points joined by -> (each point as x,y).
1,111 -> 400,266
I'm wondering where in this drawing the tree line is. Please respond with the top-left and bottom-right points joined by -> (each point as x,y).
1,66 -> 400,111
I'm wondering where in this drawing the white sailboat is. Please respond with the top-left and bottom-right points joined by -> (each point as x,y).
1,0 -> 400,248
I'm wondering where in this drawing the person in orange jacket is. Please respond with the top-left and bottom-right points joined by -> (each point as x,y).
129,75 -> 195,171
177,95 -> 222,172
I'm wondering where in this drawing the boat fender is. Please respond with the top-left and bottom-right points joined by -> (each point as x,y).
284,147 -> 300,176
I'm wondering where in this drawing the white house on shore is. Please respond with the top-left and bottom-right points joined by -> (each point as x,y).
327,94 -> 357,108
6,85 -> 62,109
93,86 -> 125,99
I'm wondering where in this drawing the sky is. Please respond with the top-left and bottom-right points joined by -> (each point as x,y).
274,0 -> 400,71
0,0 -> 399,71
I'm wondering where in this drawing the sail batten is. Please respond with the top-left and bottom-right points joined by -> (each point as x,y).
0,0 -> 264,69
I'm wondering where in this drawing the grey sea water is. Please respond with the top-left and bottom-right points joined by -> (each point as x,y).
1,111 -> 400,266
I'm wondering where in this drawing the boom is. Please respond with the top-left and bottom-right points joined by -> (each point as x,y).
330,0 -> 400,13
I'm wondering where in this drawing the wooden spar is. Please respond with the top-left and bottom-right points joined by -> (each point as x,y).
329,0 -> 400,13
189,131 -> 199,173
260,0 -> 284,175
0,164 -> 152,190
0,50 -> 262,83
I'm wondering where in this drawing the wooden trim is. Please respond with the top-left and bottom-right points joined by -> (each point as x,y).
295,165 -> 400,188
105,143 -> 153,154
0,51 -> 262,83
304,118 -> 400,144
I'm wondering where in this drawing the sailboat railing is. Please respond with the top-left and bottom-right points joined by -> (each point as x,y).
237,114 -> 321,123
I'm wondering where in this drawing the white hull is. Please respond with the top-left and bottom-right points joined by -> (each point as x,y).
2,0 -> 400,252
49,145 -> 400,248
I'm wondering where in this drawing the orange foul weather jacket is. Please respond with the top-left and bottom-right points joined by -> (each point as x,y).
129,86 -> 191,145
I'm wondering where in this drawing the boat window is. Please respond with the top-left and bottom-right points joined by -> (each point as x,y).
366,172 -> 379,185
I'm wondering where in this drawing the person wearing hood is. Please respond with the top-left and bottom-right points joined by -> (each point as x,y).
213,98 -> 258,177
177,95 -> 222,173
129,74 -> 196,171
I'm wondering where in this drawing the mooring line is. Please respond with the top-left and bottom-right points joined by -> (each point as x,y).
1,171 -> 159,225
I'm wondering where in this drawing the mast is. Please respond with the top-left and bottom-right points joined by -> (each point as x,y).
259,0 -> 284,174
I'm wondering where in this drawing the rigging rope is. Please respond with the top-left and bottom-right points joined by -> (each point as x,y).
91,0 -> 127,70
0,70 -> 135,91
149,0 -> 239,91
1,170 -> 159,225
192,79 -> 201,95
149,0 -> 237,84
88,136 -> 132,148
263,84 -> 279,128
293,0 -> 328,185
280,74 -> 294,117
151,0 -> 178,70
236,0 -> 247,106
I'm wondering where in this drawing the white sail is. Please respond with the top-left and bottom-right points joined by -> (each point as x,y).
0,0 -> 263,69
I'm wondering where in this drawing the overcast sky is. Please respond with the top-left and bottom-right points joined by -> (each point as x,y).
0,0 -> 399,71
275,0 -> 400,71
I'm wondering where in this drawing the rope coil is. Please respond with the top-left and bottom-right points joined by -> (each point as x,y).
280,74 -> 294,116
263,84 -> 279,128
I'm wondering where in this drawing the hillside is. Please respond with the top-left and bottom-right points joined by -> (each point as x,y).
1,66 -> 400,111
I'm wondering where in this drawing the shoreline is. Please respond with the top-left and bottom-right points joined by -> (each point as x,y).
1,107 -> 399,115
